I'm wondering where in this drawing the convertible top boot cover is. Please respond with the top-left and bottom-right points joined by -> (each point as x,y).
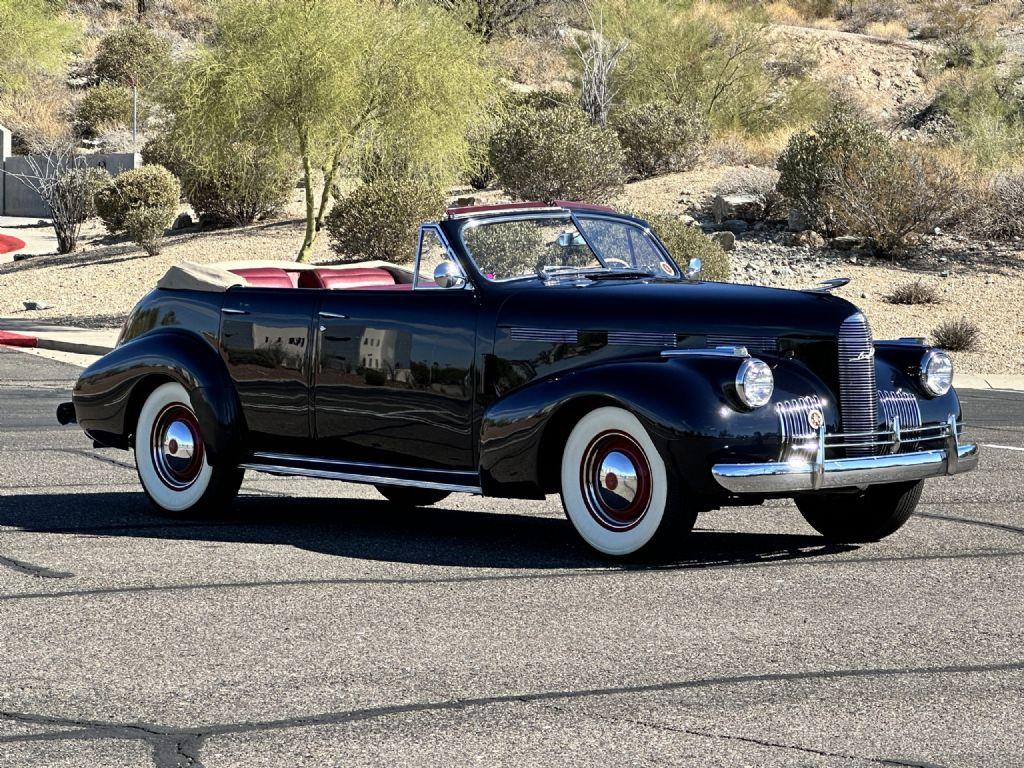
156,261 -> 417,292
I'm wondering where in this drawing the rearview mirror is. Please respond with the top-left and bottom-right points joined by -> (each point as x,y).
557,232 -> 587,248
433,260 -> 467,289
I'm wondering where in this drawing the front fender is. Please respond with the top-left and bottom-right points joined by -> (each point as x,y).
72,329 -> 246,465
479,355 -> 833,498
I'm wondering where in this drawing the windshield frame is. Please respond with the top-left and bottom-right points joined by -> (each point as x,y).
457,211 -> 682,284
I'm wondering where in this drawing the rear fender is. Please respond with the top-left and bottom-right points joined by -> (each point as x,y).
72,330 -> 246,465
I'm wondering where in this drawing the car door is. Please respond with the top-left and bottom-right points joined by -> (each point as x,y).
219,287 -> 319,455
313,226 -> 478,471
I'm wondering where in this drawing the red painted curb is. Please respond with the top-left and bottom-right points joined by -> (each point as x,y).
0,330 -> 37,348
0,234 -> 26,255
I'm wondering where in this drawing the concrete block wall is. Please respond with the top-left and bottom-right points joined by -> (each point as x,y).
0,125 -> 141,218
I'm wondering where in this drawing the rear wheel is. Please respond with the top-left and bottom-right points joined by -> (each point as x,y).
796,480 -> 924,543
375,485 -> 451,508
134,382 -> 243,515
559,406 -> 696,557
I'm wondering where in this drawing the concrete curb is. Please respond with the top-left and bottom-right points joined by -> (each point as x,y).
33,335 -> 115,357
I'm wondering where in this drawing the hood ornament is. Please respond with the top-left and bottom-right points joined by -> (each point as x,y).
808,277 -> 851,293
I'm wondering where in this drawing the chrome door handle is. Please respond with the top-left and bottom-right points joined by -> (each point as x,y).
221,308 -> 248,315
318,311 -> 348,319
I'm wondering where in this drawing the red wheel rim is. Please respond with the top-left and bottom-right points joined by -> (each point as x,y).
579,430 -> 653,531
149,404 -> 204,490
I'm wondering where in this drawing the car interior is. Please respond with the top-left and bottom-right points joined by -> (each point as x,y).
227,265 -> 420,291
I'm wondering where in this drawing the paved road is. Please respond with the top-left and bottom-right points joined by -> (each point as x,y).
1,346 -> 1022,768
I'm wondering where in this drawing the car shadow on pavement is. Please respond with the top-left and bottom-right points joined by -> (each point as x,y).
0,491 -> 851,571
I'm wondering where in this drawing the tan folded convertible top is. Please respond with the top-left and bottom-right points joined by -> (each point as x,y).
156,260 -> 416,293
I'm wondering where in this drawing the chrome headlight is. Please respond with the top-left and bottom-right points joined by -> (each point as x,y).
736,358 -> 774,408
920,349 -> 953,397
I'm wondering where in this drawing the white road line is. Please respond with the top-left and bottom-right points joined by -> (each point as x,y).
983,444 -> 1024,452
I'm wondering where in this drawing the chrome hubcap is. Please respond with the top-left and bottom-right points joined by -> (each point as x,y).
580,431 -> 652,531
150,405 -> 204,490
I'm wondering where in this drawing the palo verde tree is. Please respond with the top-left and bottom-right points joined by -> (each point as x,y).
0,0 -> 77,97
171,0 -> 494,262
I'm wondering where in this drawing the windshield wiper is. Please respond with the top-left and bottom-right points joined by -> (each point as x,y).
585,269 -> 659,281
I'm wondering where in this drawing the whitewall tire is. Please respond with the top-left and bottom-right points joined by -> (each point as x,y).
560,406 -> 695,556
134,382 -> 242,515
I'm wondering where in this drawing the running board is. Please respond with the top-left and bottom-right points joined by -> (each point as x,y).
239,452 -> 483,495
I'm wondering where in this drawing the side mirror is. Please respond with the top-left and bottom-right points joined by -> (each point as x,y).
433,260 -> 467,289
685,257 -> 703,280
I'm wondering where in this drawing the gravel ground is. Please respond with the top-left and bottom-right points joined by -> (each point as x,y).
1,173 -> 1022,374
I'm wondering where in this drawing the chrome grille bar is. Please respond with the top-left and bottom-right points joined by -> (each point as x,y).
878,389 -> 923,429
838,313 -> 878,457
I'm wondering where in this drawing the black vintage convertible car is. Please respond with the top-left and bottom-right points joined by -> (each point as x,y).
60,201 -> 978,556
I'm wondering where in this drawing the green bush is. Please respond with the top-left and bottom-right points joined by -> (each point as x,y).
94,24 -> 172,88
606,0 -> 827,135
488,105 -> 625,202
611,101 -> 709,180
639,213 -> 730,282
94,165 -> 181,255
934,70 -> 1024,170
325,176 -> 446,262
76,83 -> 143,136
777,108 -> 888,235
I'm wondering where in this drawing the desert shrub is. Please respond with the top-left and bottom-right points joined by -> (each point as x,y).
325,176 -> 446,262
94,165 -> 181,255
933,70 -> 1024,170
788,0 -> 840,18
94,24 -> 172,88
639,212 -> 730,282
435,0 -> 553,41
143,133 -> 295,226
76,83 -> 143,136
978,169 -> 1024,239
488,105 -> 625,201
606,0 -> 828,134
830,144 -> 969,258
885,280 -> 941,305
777,107 -> 888,235
611,101 -> 709,180
714,167 -> 787,221
932,317 -> 981,351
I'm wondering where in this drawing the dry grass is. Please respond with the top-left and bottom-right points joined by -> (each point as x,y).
864,20 -> 910,40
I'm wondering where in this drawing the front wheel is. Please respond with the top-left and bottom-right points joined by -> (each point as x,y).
134,382 -> 243,515
560,406 -> 696,557
796,480 -> 924,543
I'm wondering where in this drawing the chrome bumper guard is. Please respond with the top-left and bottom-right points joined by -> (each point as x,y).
712,415 -> 979,494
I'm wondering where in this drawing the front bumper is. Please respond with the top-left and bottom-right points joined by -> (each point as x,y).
712,416 -> 979,494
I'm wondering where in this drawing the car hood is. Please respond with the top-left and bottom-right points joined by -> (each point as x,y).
494,279 -> 862,340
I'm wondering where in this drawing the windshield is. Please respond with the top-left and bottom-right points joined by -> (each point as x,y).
461,214 -> 679,282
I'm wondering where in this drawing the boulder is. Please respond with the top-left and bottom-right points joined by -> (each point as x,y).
722,219 -> 749,235
172,213 -> 194,231
710,231 -> 736,251
830,235 -> 862,251
794,230 -> 825,248
787,208 -> 809,232
712,194 -> 763,224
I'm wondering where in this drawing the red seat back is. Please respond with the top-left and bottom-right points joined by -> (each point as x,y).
229,267 -> 298,288
300,268 -> 397,290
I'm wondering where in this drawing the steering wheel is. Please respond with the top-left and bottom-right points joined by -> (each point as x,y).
603,257 -> 633,270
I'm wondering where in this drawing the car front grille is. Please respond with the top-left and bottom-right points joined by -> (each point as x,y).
878,389 -> 923,430
837,313 -> 878,457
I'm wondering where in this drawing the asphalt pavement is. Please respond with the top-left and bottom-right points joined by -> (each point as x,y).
1,345 -> 1022,768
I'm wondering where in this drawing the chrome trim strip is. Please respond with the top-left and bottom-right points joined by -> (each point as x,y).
608,331 -> 677,347
240,462 -> 482,494
221,308 -> 248,315
509,327 -> 579,343
661,346 -> 749,358
250,451 -> 480,479
712,443 -> 979,493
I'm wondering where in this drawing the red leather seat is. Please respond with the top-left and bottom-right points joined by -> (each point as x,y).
229,267 -> 298,288
299,268 -> 397,290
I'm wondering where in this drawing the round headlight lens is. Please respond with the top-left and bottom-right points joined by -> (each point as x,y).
920,349 -> 953,396
736,358 -> 774,408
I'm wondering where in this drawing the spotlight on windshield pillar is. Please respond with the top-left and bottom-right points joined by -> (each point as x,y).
685,258 -> 703,279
